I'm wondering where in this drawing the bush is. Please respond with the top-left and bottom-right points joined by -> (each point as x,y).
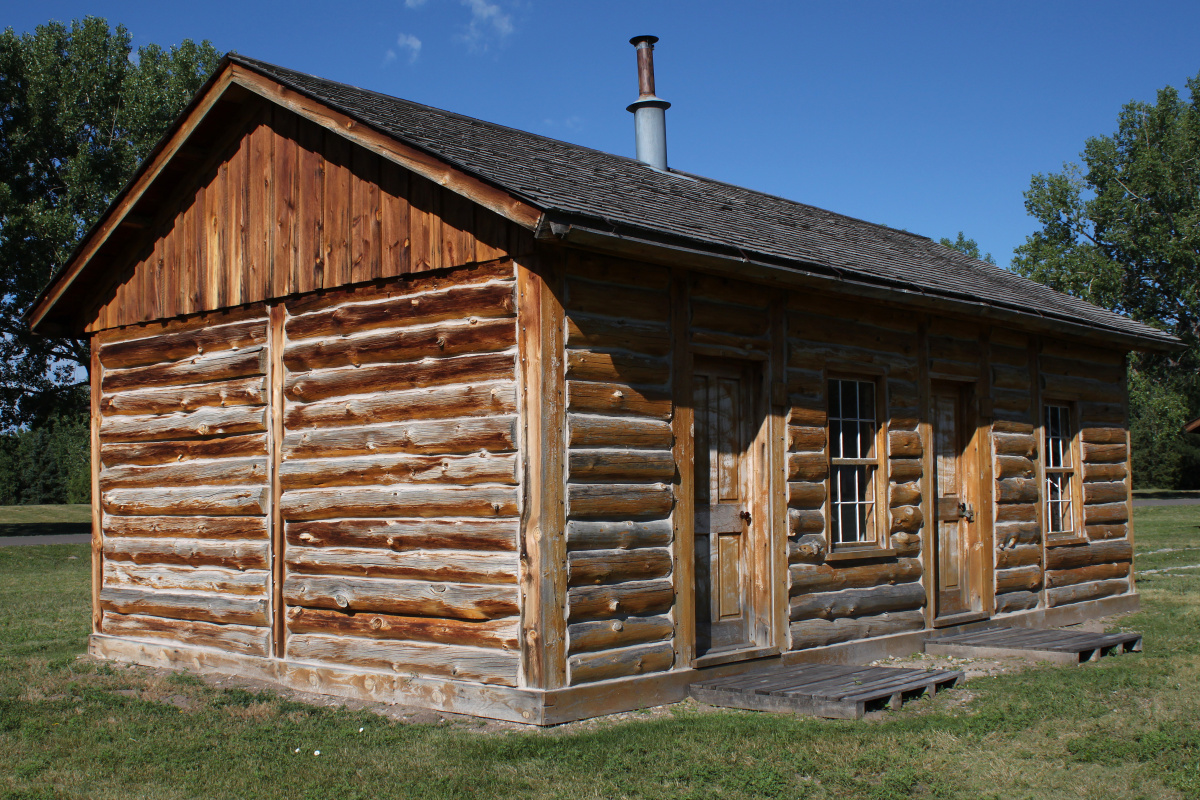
0,413 -> 90,505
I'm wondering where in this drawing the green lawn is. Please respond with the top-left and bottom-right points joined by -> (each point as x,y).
0,504 -> 91,538
2,508 -> 1198,799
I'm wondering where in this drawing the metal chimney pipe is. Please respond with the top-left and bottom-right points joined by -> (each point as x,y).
626,35 -> 670,170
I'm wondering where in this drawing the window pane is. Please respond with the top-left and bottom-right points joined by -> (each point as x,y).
859,381 -> 875,421
829,418 -> 843,459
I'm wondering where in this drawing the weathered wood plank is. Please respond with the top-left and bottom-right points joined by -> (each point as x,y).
103,514 -> 268,540
285,518 -> 518,552
285,380 -> 516,430
995,565 -> 1042,593
99,406 -> 267,444
788,452 -> 828,482
1045,579 -> 1130,608
100,376 -> 265,416
567,484 -> 673,520
565,313 -> 671,357
103,537 -> 268,570
566,614 -> 674,655
568,415 -> 673,449
789,609 -> 925,650
286,633 -> 518,685
994,544 -> 1041,570
100,586 -> 268,626
994,590 -> 1040,614
283,317 -> 514,372
567,380 -> 672,419
788,559 -> 922,596
1083,481 -> 1128,506
789,582 -> 926,622
567,641 -> 674,685
282,575 -> 519,620
566,350 -> 669,386
285,606 -> 518,650
102,487 -> 268,517
283,416 -> 517,459
279,452 -> 517,490
102,347 -> 266,393
100,611 -> 269,656
101,457 -> 268,489
565,519 -> 673,551
1084,502 -> 1129,525
103,562 -> 268,596
286,546 -> 518,584
99,319 -> 267,370
568,579 -> 674,621
567,547 -> 673,586
997,477 -> 1039,504
284,351 -> 515,403
279,486 -> 519,521
1045,539 -> 1133,571
567,449 -> 675,481
564,278 -> 669,322
1046,561 -> 1131,588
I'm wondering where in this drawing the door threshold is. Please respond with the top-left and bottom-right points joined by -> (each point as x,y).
692,645 -> 781,669
931,611 -> 990,629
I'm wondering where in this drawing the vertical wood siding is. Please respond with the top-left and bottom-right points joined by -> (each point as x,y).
562,253 -> 676,686
85,103 -> 520,333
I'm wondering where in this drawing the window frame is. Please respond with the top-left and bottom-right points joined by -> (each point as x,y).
1041,400 -> 1086,547
824,373 -> 889,556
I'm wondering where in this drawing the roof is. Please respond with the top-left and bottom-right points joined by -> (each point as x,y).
28,53 -> 1180,350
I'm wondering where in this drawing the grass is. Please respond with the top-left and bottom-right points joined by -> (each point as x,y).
0,505 -> 91,538
1,508 -> 1199,799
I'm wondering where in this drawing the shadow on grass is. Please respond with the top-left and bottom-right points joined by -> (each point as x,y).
0,522 -> 92,538
1133,489 -> 1200,500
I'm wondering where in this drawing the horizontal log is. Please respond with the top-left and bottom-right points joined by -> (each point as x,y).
889,430 -> 922,458
568,579 -> 674,621
1040,353 -> 1124,382
991,364 -> 1031,391
286,280 -> 516,340
789,558 -> 921,596
567,641 -> 674,685
568,414 -> 673,449
100,611 -> 269,657
285,260 -> 515,317
992,419 -> 1035,435
1083,481 -> 1127,506
100,586 -> 268,626
693,298 -> 771,337
890,505 -> 923,534
564,278 -> 669,322
279,486 -> 519,521
992,389 -> 1031,414
103,562 -> 268,596
788,425 -> 826,452
789,581 -> 926,622
565,519 -> 673,551
286,518 -> 517,552
1085,524 -> 1129,541
283,575 -> 519,620
996,455 -> 1035,479
928,335 -> 981,362
285,380 -> 517,430
1083,442 -> 1127,464
99,318 -> 268,370
566,614 -> 674,655
1083,462 -> 1127,482
788,452 -> 828,482
567,380 -> 672,419
565,312 -> 671,357
994,590 -> 1039,615
103,515 -> 268,540
1046,561 -> 1131,589
790,315 -> 915,355
1041,374 -> 1123,404
566,350 -> 669,386
995,503 -> 1037,523
1079,401 -> 1126,426
1081,427 -> 1126,445
101,458 -> 268,490
100,376 -> 265,416
101,433 -> 267,467
569,252 -> 672,291
890,458 -> 922,482
1046,579 -> 1129,608
994,432 -> 1036,457
1045,539 -> 1133,571
789,404 -> 826,427
996,565 -> 1042,593
789,609 -> 925,651
286,547 -> 518,584
102,347 -> 266,393
889,482 -> 921,508
568,484 -> 673,520
284,416 -> 517,459
104,537 -> 268,570
279,452 -> 517,490
997,477 -> 1039,504
788,534 -> 826,564
285,607 -> 519,650
285,633 -> 517,686
102,487 -> 268,517
788,482 -> 826,510
995,544 -> 1041,570
788,508 -> 824,536
1084,502 -> 1129,525
891,532 -> 921,557
994,521 -> 1040,547
568,449 -> 675,481
568,547 -> 673,586
285,351 -> 515,403
100,405 -> 267,443
284,317 -> 515,372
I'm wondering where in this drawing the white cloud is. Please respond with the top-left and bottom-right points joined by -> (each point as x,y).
459,0 -> 514,51
394,32 -> 422,63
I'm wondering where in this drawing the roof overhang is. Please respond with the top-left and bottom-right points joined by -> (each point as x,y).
26,56 -> 544,337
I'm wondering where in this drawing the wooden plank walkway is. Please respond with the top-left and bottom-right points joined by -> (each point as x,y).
925,627 -> 1142,665
689,663 -> 963,720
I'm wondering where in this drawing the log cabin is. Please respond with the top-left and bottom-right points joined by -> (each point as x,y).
27,43 -> 1179,724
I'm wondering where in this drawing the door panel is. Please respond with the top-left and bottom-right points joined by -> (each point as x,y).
931,382 -> 977,619
693,358 -> 762,655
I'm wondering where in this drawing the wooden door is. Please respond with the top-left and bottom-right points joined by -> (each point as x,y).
931,382 -> 979,619
693,358 -> 763,655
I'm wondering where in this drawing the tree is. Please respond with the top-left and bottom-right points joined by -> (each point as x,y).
1013,72 -> 1200,488
939,231 -> 995,265
0,18 -> 221,429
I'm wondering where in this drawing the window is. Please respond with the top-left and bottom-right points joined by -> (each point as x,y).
1044,403 -> 1080,539
827,378 -> 882,548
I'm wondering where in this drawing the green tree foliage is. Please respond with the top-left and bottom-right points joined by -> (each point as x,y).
1013,73 -> 1200,488
0,18 -> 222,429
938,231 -> 995,265
0,405 -> 90,504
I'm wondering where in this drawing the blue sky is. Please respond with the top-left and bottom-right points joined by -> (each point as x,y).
7,0 -> 1200,266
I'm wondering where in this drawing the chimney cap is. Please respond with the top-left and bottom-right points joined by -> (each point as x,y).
629,35 -> 659,46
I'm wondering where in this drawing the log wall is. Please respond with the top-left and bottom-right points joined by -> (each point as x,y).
562,252 -> 676,685
784,293 -> 928,650
85,102 -> 524,333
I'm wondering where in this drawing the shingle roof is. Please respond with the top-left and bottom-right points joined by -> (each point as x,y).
232,55 -> 1174,347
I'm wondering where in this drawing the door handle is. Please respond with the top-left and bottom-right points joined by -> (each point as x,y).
958,501 -> 975,522
739,510 -> 752,525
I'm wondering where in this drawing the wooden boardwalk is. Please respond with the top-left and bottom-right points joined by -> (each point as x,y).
925,627 -> 1142,664
689,663 -> 963,720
